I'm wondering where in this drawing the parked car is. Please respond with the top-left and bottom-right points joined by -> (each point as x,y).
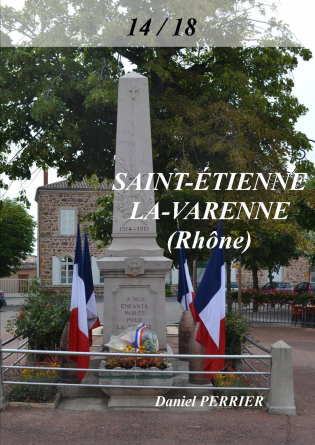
293,282 -> 315,294
261,282 -> 292,292
225,282 -> 238,292
0,290 -> 7,309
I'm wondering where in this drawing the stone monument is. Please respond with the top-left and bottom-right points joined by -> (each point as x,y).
97,72 -> 172,349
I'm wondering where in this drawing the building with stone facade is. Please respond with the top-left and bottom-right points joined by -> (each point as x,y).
35,178 -> 312,295
35,178 -> 109,296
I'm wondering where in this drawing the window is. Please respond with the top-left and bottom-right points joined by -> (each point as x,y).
60,256 -> 73,284
60,209 -> 75,235
100,273 -> 104,284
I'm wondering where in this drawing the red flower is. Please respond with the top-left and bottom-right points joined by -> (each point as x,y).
47,304 -> 50,307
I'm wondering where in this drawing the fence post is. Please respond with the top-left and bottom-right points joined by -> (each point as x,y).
0,338 -> 5,410
266,340 -> 296,415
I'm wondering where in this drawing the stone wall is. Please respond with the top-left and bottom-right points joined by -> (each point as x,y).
283,257 -> 310,286
38,189 -> 108,294
45,284 -> 105,297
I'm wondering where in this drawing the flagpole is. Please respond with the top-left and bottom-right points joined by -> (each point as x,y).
177,219 -> 189,311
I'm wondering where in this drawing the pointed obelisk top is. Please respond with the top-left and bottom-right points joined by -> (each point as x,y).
121,71 -> 146,79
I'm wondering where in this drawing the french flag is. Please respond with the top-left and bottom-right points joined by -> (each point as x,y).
69,225 -> 90,382
83,231 -> 101,346
135,324 -> 148,351
177,229 -> 197,322
193,220 -> 225,376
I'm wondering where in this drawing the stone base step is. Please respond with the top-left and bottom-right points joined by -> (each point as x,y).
59,358 -> 108,399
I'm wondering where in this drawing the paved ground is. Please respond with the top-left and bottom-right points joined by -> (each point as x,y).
1,299 -> 315,444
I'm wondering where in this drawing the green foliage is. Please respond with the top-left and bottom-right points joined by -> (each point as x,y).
6,279 -> 71,351
242,228 -> 300,283
303,231 -> 315,266
1,46 -> 313,184
165,284 -> 172,297
8,372 -> 59,404
292,176 -> 315,232
0,1 -> 298,49
8,357 -> 60,403
81,193 -> 113,248
225,312 -> 249,357
0,199 -> 36,278
213,372 -> 257,398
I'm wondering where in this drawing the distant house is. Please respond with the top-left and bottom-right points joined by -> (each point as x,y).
35,178 -> 110,296
0,255 -> 38,294
8,255 -> 38,281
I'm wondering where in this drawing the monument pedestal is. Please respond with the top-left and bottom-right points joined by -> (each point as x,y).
98,255 -> 172,350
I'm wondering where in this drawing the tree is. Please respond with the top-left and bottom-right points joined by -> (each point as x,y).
302,231 -> 315,268
0,1 -> 298,48
242,225 -> 301,288
0,199 -> 36,278
291,176 -> 315,231
1,46 -> 313,188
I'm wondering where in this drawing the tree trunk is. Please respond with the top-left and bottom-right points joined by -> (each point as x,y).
238,260 -> 242,317
252,267 -> 259,312
252,267 -> 259,290
268,267 -> 273,285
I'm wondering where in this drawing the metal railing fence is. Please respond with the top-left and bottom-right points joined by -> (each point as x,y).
241,335 -> 271,382
1,333 -> 29,374
0,324 -> 272,407
237,302 -> 315,327
0,347 -> 271,392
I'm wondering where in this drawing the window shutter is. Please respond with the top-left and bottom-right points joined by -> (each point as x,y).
60,209 -> 75,235
52,256 -> 60,284
68,210 -> 75,235
91,256 -> 100,285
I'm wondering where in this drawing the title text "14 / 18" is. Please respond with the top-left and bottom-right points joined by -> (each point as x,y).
127,18 -> 197,37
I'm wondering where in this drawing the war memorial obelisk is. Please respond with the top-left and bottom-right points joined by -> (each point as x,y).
97,72 -> 172,349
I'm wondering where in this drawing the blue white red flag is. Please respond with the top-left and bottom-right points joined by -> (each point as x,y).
83,231 -> 101,345
69,225 -> 90,382
193,220 -> 225,376
177,229 -> 197,322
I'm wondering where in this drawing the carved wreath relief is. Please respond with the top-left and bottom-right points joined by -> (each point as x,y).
125,257 -> 144,276
127,259 -> 141,276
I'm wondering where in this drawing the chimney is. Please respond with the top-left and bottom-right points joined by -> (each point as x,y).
43,169 -> 48,185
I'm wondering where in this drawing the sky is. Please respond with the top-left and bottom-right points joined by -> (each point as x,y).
1,1 -> 315,254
